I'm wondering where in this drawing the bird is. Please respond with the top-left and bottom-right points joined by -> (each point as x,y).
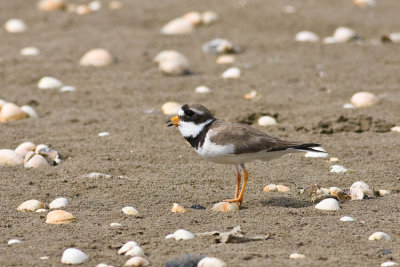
167,103 -> 325,206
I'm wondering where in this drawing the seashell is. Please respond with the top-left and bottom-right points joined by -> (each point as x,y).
340,216 -> 354,222
49,197 -> 68,209
38,0 -> 65,11
0,103 -> 29,122
0,149 -> 24,166
244,90 -> 257,100
40,256 -> 49,260
98,132 -> 110,137
378,190 -> 390,197
125,246 -> 144,257
295,31 -> 319,42
350,181 -> 374,200
35,144 -> 50,153
17,199 -> 45,212
161,17 -> 193,35
289,253 -> 306,259
165,229 -> 195,240
201,11 -> 218,26
171,203 -> 187,213
155,51 -> 189,75
381,262 -> 399,267
350,92 -> 379,108
391,126 -> 400,133
221,67 -> 241,79
46,210 -> 75,224
110,222 -> 122,227
124,256 -> 149,266
216,55 -> 235,64
329,157 -> 339,162
211,202 -> 239,212
37,76 -> 63,90
8,239 -> 21,245
368,232 -> 391,241
76,5 -> 91,15
386,33 -> 400,43
20,105 -> 38,119
118,241 -> 138,255
203,38 -> 239,54
195,85 -> 211,94
4,19 -> 27,33
96,264 -> 114,267
80,48 -> 113,67
354,0 -> 376,7
82,172 -> 112,179
329,187 -> 342,196
323,36 -> 337,44
161,102 -> 181,115
315,198 -> 340,211
183,11 -> 202,26
332,27 -> 359,43
36,208 -> 47,213
257,116 -> 277,126
343,103 -> 355,109
263,184 -> 277,192
60,85 -> 76,92
20,47 -> 40,56
198,257 -> 227,267
0,99 -> 6,107
61,248 -> 88,264
304,146 -> 327,158
329,165 -> 348,173
277,185 -> 290,192
24,151 -> 35,164
89,1 -> 102,11
122,206 -> 139,215
24,154 -> 51,168
109,1 -> 122,10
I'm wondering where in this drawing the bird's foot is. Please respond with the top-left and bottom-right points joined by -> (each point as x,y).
223,198 -> 243,206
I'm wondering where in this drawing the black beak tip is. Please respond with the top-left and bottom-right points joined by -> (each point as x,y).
167,123 -> 173,127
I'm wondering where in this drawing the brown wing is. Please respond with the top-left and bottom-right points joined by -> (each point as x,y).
208,120 -> 302,155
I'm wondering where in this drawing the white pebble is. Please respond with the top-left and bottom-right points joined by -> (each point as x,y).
8,239 -> 21,245
165,229 -> 194,240
98,132 -> 110,137
20,47 -> 40,56
61,248 -> 88,264
60,86 -> 76,92
295,31 -> 319,42
340,216 -> 354,222
49,197 -> 68,209
329,165 -> 348,173
257,116 -> 277,126
221,67 -> 241,79
37,76 -> 63,90
4,19 -> 27,33
195,85 -> 211,94
20,105 -> 38,118
122,206 -> 139,215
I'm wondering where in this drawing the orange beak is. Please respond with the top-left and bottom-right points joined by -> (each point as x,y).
167,116 -> 180,127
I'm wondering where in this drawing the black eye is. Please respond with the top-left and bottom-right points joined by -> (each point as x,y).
185,110 -> 195,117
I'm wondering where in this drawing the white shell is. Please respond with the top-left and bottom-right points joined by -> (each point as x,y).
36,208 -> 48,213
122,206 -> 139,215
80,48 -> 113,67
350,181 -> 373,200
378,190 -> 390,196
161,102 -> 181,115
24,154 -> 51,168
183,11 -> 202,26
0,149 -> 24,166
96,264 -> 113,267
118,241 -> 138,255
165,229 -> 195,240
158,52 -> 189,75
257,116 -> 277,126
60,86 -> 76,92
289,253 -> 306,259
20,105 -> 38,118
38,0 -> 65,11
332,27 -> 358,43
110,222 -> 122,227
277,185 -> 290,192
98,132 -> 110,137
340,216 -> 354,222
295,31 -> 319,42
89,1 -> 102,11
198,257 -> 227,267
195,85 -> 211,94
124,256 -> 149,266
108,1 -> 122,10
211,202 -> 240,212
0,102 -> 29,122
201,11 -> 218,25
263,184 -> 277,192
221,67 -> 241,79
84,172 -> 112,178
161,17 -> 193,35
20,47 -> 40,56
8,239 -> 21,245
315,198 -> 340,211
391,126 -> 400,133
46,210 -> 75,224
388,33 -> 400,43
216,55 -> 235,64
37,76 -> 63,90
49,197 -> 68,209
17,199 -> 45,212
61,248 -> 88,264
4,19 -> 27,33
350,92 -> 379,108
329,165 -> 348,173
368,232 -> 391,241
381,262 -> 399,267
304,147 -> 327,158
343,103 -> 355,109
125,246 -> 144,257
323,36 -> 337,44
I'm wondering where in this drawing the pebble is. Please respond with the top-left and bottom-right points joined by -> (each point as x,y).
20,47 -> 40,56
4,19 -> 27,33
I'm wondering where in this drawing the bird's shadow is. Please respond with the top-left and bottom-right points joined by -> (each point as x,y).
260,196 -> 312,208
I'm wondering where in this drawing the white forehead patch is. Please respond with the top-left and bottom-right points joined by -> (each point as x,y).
177,108 -> 184,117
178,119 -> 214,138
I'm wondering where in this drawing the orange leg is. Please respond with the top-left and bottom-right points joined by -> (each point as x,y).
224,165 -> 248,206
234,166 -> 241,199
